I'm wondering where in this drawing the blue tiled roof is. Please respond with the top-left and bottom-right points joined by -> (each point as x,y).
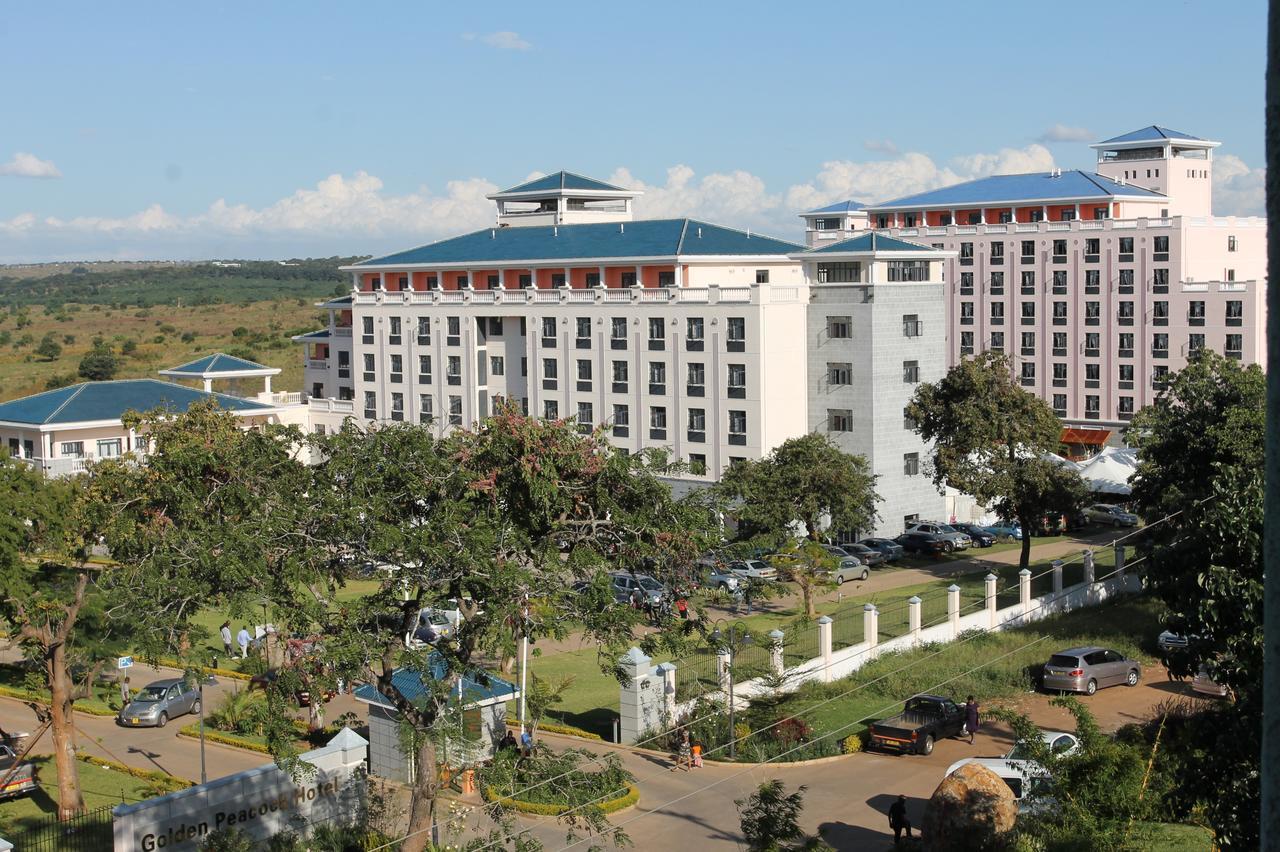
803,200 -> 867,215
1097,126 -> 1203,144
355,219 -> 802,267
0,379 -> 273,426
804,232 -> 935,254
870,170 -> 1165,210
496,171 -> 629,195
163,353 -> 272,375
354,660 -> 517,711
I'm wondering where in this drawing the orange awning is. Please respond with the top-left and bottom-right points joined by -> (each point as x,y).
1060,427 -> 1112,445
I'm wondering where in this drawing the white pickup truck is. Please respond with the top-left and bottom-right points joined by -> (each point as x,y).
0,740 -> 37,800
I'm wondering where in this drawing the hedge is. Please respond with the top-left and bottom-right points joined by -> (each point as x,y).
0,684 -> 118,717
507,718 -> 604,742
178,724 -> 271,754
156,658 -> 252,681
483,782 -> 639,816
76,753 -> 193,792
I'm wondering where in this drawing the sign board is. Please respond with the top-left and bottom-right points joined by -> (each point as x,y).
117,656 -> 133,670
113,728 -> 368,851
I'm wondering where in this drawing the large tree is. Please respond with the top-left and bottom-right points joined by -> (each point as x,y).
1126,350 -> 1264,848
906,352 -> 1085,570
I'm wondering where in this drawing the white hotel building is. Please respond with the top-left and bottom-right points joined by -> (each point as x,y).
297,172 -> 951,535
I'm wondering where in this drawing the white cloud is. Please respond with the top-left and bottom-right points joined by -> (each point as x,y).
463,31 -> 532,50
0,152 -> 62,179
950,143 -> 1056,179
863,139 -> 899,156
1213,153 -> 1265,217
1037,124 -> 1094,144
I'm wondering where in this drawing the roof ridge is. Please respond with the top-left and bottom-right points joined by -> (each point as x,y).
675,219 -> 690,254
44,383 -> 88,425
683,218 -> 804,250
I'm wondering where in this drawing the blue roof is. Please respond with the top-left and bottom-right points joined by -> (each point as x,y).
0,379 -> 273,426
355,219 -> 802,267
805,232 -> 935,254
495,171 -> 629,195
803,200 -> 867,215
1097,126 -> 1203,145
354,660 -> 517,711
870,170 -> 1166,210
163,353 -> 272,375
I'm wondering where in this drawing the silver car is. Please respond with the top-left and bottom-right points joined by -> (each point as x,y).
1084,504 -> 1139,527
907,522 -> 972,552
117,677 -> 201,728
1042,647 -> 1141,695
727,559 -> 778,581
820,545 -> 868,584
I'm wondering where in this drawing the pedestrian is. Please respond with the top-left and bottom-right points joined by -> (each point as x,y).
965,695 -> 980,745
743,580 -> 754,616
520,728 -> 533,758
691,742 -> 703,768
499,730 -> 518,753
676,597 -> 689,620
236,625 -> 251,659
119,676 -> 131,707
732,583 -> 745,615
888,794 -> 912,842
671,728 -> 692,772
220,621 -> 233,658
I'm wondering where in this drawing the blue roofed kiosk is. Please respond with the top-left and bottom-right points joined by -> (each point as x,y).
158,351 -> 282,395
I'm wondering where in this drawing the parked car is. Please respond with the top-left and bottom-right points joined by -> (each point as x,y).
858,538 -> 905,562
837,543 -> 886,567
697,565 -> 740,592
816,545 -> 868,584
1042,647 -> 1141,695
1192,667 -> 1230,699
868,694 -> 966,755
727,559 -> 778,581
406,607 -> 458,648
905,522 -> 971,552
944,731 -> 1079,812
0,741 -> 36,800
1156,629 -> 1191,652
983,522 -> 1023,540
1084,504 -> 1139,527
950,523 -> 997,548
117,677 -> 201,728
248,667 -> 336,707
610,572 -> 668,606
895,530 -> 949,556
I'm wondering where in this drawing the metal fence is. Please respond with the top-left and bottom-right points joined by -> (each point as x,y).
7,804 -> 114,852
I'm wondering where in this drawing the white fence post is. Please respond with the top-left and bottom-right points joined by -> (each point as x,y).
1052,559 -> 1064,594
817,616 -> 833,683
1083,549 -> 1096,585
1115,544 -> 1126,577
908,595 -> 922,642
1019,568 -> 1032,612
768,629 -> 785,676
985,573 -> 998,627
864,603 -> 879,651
948,584 -> 961,637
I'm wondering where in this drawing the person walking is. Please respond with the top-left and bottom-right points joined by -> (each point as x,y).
965,695 -> 980,745
220,621 -> 233,658
236,625 -> 251,659
671,728 -> 692,772
888,794 -> 912,842
520,728 -> 533,758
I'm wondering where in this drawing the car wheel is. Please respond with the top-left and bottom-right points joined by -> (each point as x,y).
921,735 -> 935,755
860,569 -> 869,581
156,712 -> 168,728
943,541 -> 954,553
835,574 -> 846,585
190,699 -> 201,716
1126,670 -> 1139,687
1085,679 -> 1097,696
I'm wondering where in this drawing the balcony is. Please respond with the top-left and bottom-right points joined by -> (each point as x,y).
306,358 -> 328,370
16,456 -> 90,478
351,283 -> 769,308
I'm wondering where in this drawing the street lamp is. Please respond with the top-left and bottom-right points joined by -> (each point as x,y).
185,665 -> 215,785
709,619 -> 752,760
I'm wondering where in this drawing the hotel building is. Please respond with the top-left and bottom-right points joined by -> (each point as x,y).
296,172 -> 950,535
801,126 -> 1267,430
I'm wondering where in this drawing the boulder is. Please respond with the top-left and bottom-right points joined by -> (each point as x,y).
922,763 -> 1017,851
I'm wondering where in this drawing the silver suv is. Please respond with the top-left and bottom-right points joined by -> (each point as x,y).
906,522 -> 972,552
1042,646 -> 1141,695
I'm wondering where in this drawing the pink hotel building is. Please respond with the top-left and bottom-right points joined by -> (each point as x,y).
802,126 -> 1267,428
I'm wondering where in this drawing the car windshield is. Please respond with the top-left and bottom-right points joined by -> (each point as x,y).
638,577 -> 663,591
135,686 -> 169,702
1048,655 -> 1080,668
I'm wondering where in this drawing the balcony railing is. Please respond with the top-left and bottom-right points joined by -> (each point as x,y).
16,456 -> 90,478
347,284 -> 782,308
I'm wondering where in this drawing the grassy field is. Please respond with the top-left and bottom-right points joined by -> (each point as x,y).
0,298 -> 325,401
0,663 -> 120,715
0,755 -> 164,838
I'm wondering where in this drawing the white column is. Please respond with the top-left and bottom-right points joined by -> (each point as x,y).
817,616 -> 833,683
633,264 -> 643,288
863,603 -> 879,650
768,629 -> 785,676
673,263 -> 683,288
1019,568 -> 1032,611
908,596 -> 922,642
656,662 -> 677,722
263,376 -> 273,395
985,573 -> 998,627
598,264 -> 606,288
948,584 -> 961,637
1052,559 -> 1064,594
202,378 -> 212,393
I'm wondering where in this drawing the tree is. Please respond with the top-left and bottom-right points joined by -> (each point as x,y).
1126,350 -> 1264,848
77,344 -> 119,381
906,352 -> 1085,571
735,780 -> 828,851
717,433 -> 879,545
34,333 -> 61,361
768,538 -> 837,619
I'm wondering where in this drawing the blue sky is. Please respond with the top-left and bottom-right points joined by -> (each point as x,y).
0,1 -> 1267,262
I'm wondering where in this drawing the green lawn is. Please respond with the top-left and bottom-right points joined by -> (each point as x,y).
1134,823 -> 1215,851
0,755 -> 160,838
528,647 -> 622,739
0,664 -> 120,715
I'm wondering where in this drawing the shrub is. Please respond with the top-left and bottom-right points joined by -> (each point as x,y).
479,747 -> 635,813
841,734 -> 863,754
208,688 -> 267,735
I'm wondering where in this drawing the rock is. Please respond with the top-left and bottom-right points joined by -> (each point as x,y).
922,763 -> 1018,851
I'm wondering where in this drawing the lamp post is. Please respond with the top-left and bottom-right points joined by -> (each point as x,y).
709,619 -> 751,760
186,666 -> 210,785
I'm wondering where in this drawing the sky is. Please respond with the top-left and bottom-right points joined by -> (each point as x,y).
0,1 -> 1267,263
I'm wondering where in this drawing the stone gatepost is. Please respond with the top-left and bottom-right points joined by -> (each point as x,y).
908,596 -> 922,642
1019,568 -> 1032,613
768,629 -> 785,676
817,616 -> 833,683
618,647 -> 663,745
655,662 -> 677,725
863,603 -> 879,651
985,573 -> 998,627
948,584 -> 961,637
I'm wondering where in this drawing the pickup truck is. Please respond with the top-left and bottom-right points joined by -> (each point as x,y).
0,742 -> 37,800
867,694 -> 966,755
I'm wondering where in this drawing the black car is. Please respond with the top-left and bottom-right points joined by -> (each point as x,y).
895,531 -> 948,556
950,523 -> 996,547
858,538 -> 905,562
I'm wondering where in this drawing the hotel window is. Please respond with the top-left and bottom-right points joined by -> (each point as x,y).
585,273 -> 600,288
689,454 -> 708,475
1188,333 -> 1206,352
61,441 -> 84,458
1119,397 -> 1134,418
577,402 -> 593,430
612,404 -> 629,431
1021,331 -> 1036,355
389,354 -> 403,382
1053,301 -> 1067,321
1094,207 -> 1109,220
1086,363 -> 1100,385
903,214 -> 918,227
960,302 -> 974,322
728,410 -> 747,443
1053,363 -> 1068,382
755,269 -> 770,284
999,211 -> 1013,224
95,438 -> 121,458
1020,362 -> 1035,382
389,317 -> 401,344
1085,396 -> 1100,416
363,353 -> 375,381
828,363 -> 852,385
960,242 -> 974,259
1086,332 -> 1101,355
577,359 -> 592,383
1118,332 -> 1133,352
1060,209 -> 1076,221
1021,271 -> 1036,291
828,316 -> 852,338
485,355 -> 503,378
1021,301 -> 1036,321
658,271 -> 675,287
1053,332 -> 1067,353
990,271 -> 1005,293
1021,240 -> 1035,258
620,271 -> 636,287
648,317 -> 666,346
576,317 -> 591,344
1119,237 -> 1135,256
990,242 -> 1004,261
362,316 -> 374,344
903,314 -> 922,337
1118,301 -> 1135,321
1052,239 -> 1067,257
418,355 -> 432,382
447,316 -> 461,345
829,410 -> 852,432
1153,365 -> 1170,386
650,405 -> 668,432
959,331 -> 974,355
816,262 -> 861,283
1119,269 -> 1135,290
903,360 -> 920,383
1154,235 -> 1170,254
960,272 -> 974,293
1188,301 -> 1206,320
519,274 -> 533,288
488,317 -> 503,335
610,317 -> 628,344
1085,238 -> 1100,256
1119,363 -> 1134,384
887,261 -> 929,282
1152,268 -> 1169,290
369,275 -> 383,291
1052,271 -> 1067,290
1228,235 -> 1238,252
543,400 -> 558,420
727,317 -> 746,349
688,362 -> 705,392
552,273 -> 566,288
903,452 -> 920,476
543,358 -> 558,379
1085,270 -> 1101,289
991,302 -> 1005,323
446,355 -> 461,384
541,317 -> 556,341
1227,269 -> 1236,282
419,395 -> 433,423
417,317 -> 431,344
612,360 -> 629,386
813,218 -> 840,230
687,317 -> 705,347
390,392 -> 404,421
363,392 -> 377,419
649,361 -> 666,392
1153,333 -> 1169,355
1226,334 -> 1243,356
338,350 -> 350,378
727,364 -> 746,396
688,408 -> 706,434
1226,300 -> 1243,321
1052,394 -> 1067,415
450,396 -> 465,425
990,332 -> 1005,352
1085,302 -> 1101,321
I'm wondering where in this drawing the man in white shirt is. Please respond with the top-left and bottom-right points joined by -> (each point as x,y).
220,622 -> 233,657
236,626 -> 251,659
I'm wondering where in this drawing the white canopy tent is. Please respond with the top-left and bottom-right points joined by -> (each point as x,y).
1076,446 -> 1139,496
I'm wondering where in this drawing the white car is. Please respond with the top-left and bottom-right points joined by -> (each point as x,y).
944,731 -> 1079,810
728,559 -> 778,581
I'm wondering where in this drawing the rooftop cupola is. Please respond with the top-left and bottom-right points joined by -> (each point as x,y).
487,170 -> 642,227
1091,126 -> 1220,217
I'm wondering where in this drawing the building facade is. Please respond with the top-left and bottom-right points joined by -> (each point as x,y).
800,126 -> 1267,430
